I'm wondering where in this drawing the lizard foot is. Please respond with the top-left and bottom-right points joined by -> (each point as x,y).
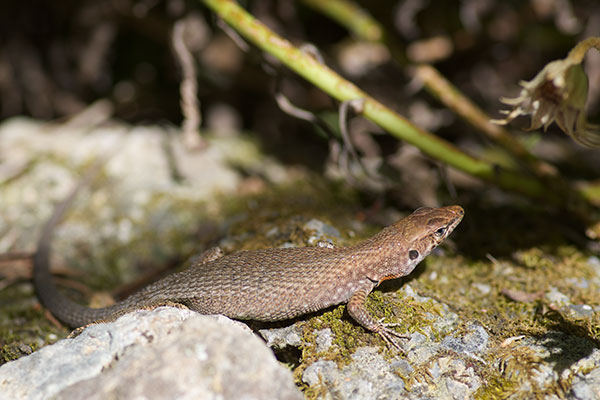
67,323 -> 97,338
377,324 -> 410,353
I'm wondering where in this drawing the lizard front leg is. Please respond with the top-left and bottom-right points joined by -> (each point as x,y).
346,280 -> 409,351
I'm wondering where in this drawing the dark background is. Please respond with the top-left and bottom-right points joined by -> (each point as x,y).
1,0 -> 599,168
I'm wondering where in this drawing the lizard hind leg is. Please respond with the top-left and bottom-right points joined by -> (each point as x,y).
66,300 -> 190,338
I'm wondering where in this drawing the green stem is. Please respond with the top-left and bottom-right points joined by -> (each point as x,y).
200,0 -> 555,201
300,0 -> 383,42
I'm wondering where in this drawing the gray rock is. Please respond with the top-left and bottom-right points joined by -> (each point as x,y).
420,356 -> 481,398
570,366 -> 600,400
315,328 -> 334,353
588,256 -> 600,271
441,323 -> 489,357
569,304 -> 594,318
258,324 -> 303,349
302,347 -> 405,400
0,307 -> 301,400
472,282 -> 491,295
546,286 -> 571,307
300,288 -> 487,400
545,287 -> 596,320
303,218 -> 342,245
565,277 -> 589,289
301,360 -> 337,389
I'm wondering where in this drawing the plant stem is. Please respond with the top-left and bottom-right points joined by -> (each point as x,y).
300,0 -> 382,42
200,0 -> 559,201
567,37 -> 600,64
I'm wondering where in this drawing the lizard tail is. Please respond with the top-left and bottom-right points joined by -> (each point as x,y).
33,160 -> 117,328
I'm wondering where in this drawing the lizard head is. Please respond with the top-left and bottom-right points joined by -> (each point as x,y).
365,205 -> 464,283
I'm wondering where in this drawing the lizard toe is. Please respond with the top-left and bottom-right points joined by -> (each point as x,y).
378,328 -> 409,353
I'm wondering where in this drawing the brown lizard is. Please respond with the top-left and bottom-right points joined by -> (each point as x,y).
34,179 -> 463,348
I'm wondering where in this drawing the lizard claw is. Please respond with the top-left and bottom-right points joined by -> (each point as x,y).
67,322 -> 97,338
377,325 -> 410,352
377,318 -> 409,338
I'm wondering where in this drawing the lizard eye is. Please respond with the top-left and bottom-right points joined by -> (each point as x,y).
409,250 -> 419,260
434,227 -> 446,237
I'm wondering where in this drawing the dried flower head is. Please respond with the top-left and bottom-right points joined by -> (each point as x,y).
492,38 -> 600,148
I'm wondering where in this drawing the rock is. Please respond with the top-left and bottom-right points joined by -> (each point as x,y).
493,331 -> 600,398
472,282 -> 491,295
300,289 -> 488,399
546,286 -> 571,307
315,328 -> 334,353
0,307 -> 302,400
302,347 -> 406,400
569,304 -> 594,318
258,324 -> 303,349
441,323 -> 489,356
303,218 -> 342,246
570,361 -> 600,400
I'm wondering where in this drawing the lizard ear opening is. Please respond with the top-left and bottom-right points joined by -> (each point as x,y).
409,250 -> 419,260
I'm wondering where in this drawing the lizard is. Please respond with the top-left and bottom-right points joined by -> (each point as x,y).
34,177 -> 464,348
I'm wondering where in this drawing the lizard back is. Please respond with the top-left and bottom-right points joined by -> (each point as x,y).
122,245 -> 371,322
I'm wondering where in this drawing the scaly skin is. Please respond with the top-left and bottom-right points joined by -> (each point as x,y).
34,182 -> 464,348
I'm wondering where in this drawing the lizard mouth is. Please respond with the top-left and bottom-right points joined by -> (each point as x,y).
445,205 -> 465,218
444,205 -> 465,230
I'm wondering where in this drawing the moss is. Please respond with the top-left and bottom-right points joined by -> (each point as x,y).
301,374 -> 331,400
411,209 -> 599,397
0,284 -> 67,364
475,375 -> 522,399
303,305 -> 374,362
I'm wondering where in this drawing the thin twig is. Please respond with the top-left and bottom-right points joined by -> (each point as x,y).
172,18 -> 204,150
216,17 -> 250,52
338,98 -> 384,183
